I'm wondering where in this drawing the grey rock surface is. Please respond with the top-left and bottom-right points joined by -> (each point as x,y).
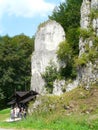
78,0 -> 98,88
31,20 -> 65,94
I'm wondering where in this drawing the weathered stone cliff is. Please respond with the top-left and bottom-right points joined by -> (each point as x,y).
31,20 -> 65,94
78,0 -> 98,88
31,0 -> 98,95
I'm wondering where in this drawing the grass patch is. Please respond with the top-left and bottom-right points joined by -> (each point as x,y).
0,112 -> 98,130
0,108 -> 10,121
0,87 -> 98,130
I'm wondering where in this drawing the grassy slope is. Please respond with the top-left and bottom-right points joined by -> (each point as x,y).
0,86 -> 98,130
0,108 -> 10,121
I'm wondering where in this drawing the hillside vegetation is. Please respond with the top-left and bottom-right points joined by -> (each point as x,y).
0,86 -> 98,130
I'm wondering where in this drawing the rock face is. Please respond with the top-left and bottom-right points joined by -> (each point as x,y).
78,0 -> 98,88
53,80 -> 65,95
31,20 -> 65,94
66,80 -> 79,92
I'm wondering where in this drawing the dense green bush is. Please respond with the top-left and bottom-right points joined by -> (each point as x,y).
57,41 -> 72,62
57,40 -> 77,79
42,61 -> 60,93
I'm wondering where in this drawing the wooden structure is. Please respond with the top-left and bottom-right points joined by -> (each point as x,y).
8,90 -> 38,106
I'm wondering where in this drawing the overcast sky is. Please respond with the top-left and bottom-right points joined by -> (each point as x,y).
0,0 -> 65,37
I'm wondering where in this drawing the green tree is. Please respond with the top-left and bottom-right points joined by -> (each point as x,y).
49,0 -> 82,32
49,0 -> 82,78
57,41 -> 72,63
57,41 -> 77,79
0,34 -> 34,109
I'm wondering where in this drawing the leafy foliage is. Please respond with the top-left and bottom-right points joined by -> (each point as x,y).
42,61 -> 60,93
89,9 -> 98,20
67,28 -> 80,55
49,0 -> 82,79
57,41 -> 72,62
49,0 -> 82,32
75,54 -> 89,66
76,26 -> 98,66
79,28 -> 94,40
75,44 -> 98,66
57,41 -> 77,79
0,34 -> 34,109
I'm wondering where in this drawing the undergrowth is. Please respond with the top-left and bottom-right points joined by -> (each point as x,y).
0,87 -> 98,130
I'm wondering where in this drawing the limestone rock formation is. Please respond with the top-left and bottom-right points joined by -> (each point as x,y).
53,79 -> 65,95
31,20 -> 65,94
66,80 -> 79,92
31,0 -> 98,95
78,0 -> 98,88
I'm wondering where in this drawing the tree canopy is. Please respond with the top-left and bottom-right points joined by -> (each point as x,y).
0,34 -> 34,109
49,0 -> 82,32
49,0 -> 83,79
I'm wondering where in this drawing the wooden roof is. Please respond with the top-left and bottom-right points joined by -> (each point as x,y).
8,99 -> 16,105
8,90 -> 38,105
20,95 -> 36,103
15,91 -> 29,97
